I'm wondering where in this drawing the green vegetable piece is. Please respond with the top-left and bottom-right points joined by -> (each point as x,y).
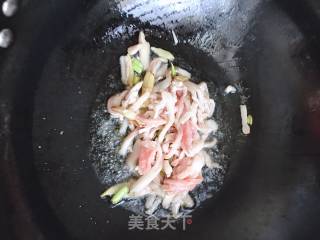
133,75 -> 141,85
100,182 -> 127,198
131,57 -> 143,74
170,62 -> 176,77
111,186 -> 129,204
247,114 -> 253,125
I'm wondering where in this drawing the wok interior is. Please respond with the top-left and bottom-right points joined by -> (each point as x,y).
31,5 -> 251,237
88,25 -> 249,217
2,0 -> 320,239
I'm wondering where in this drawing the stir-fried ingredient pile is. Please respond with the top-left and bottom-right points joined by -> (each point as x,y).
102,31 -> 221,217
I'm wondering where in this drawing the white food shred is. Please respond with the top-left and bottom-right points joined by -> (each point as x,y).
171,29 -> 179,45
224,85 -> 237,94
240,105 -> 250,135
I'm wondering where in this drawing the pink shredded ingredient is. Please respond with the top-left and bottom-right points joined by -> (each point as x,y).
104,31 -> 221,215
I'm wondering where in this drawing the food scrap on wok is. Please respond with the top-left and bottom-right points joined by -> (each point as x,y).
101,31 -> 222,218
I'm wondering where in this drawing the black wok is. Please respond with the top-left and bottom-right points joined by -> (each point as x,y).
1,0 -> 320,239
